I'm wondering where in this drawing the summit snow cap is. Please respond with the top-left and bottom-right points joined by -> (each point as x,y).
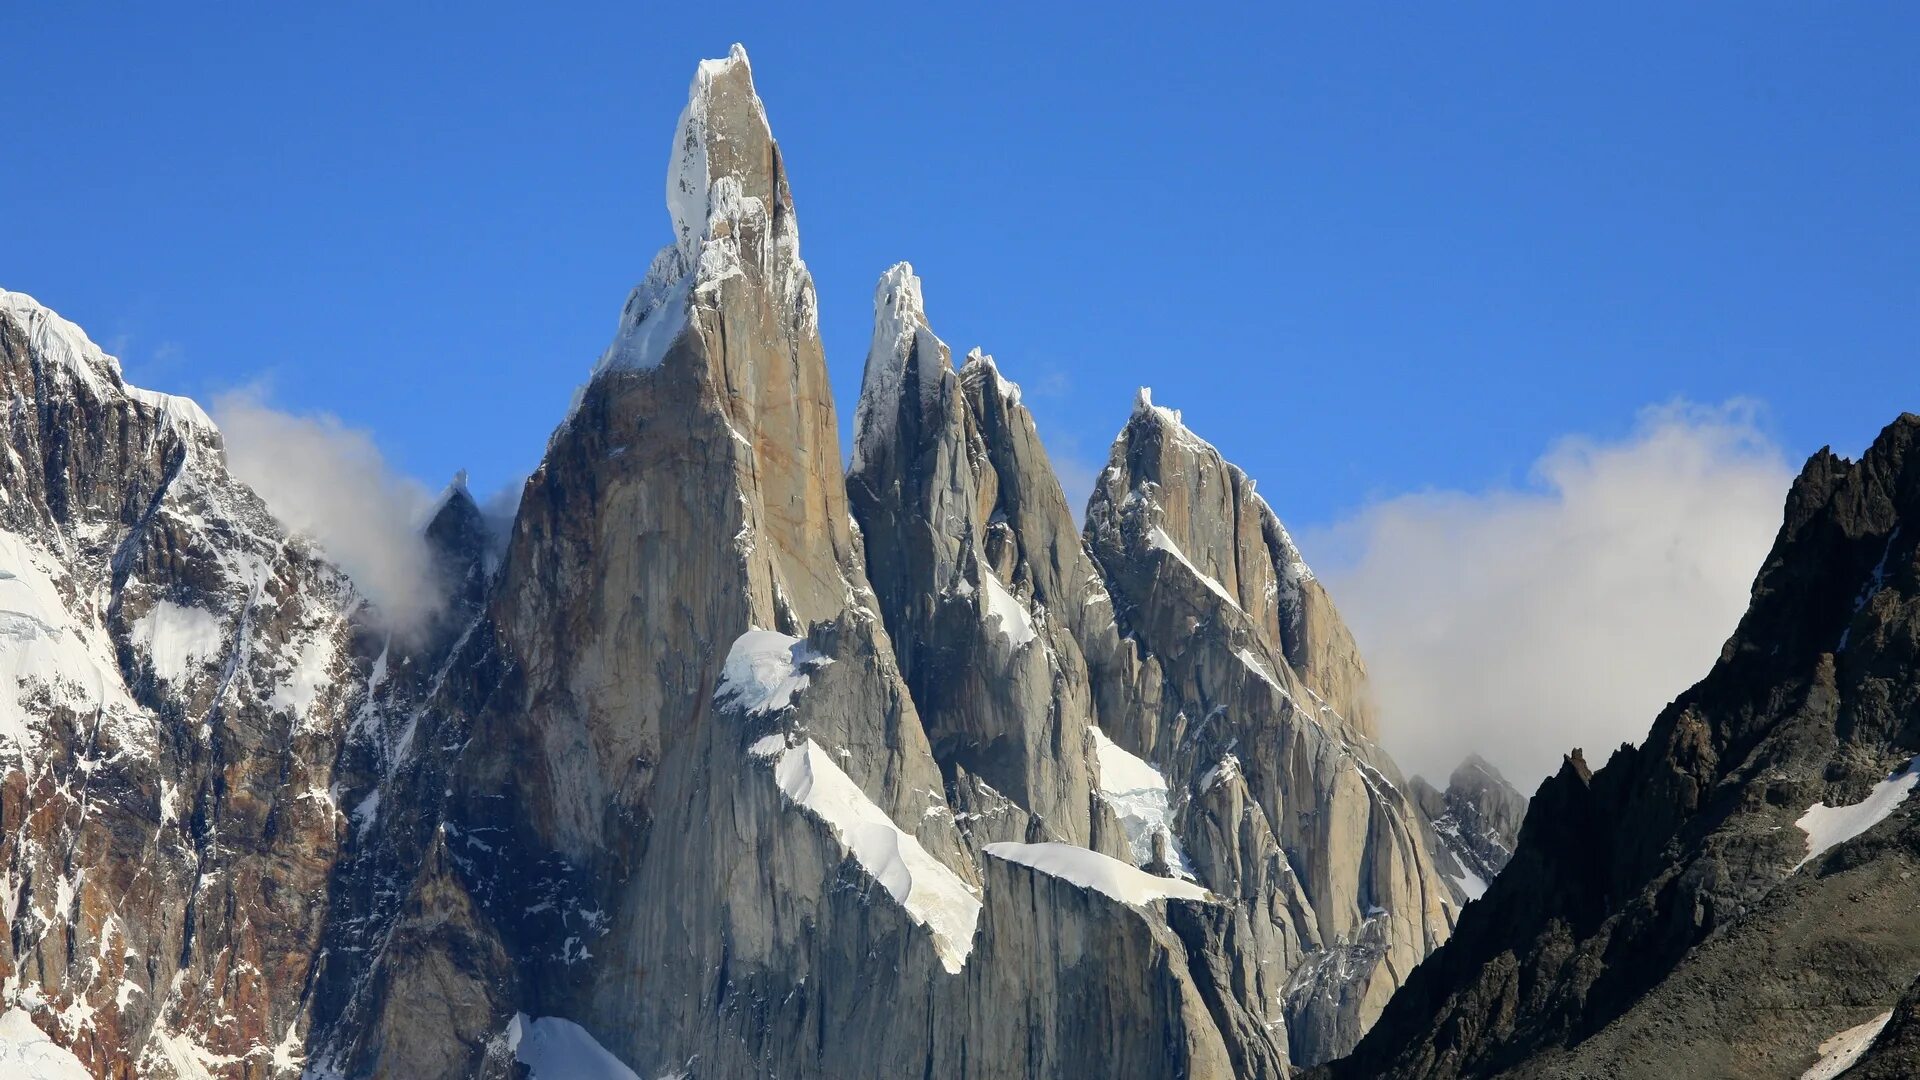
667,43 -> 756,263
960,348 -> 1021,406
594,43 -> 813,381
1128,385 -> 1220,458
851,262 -> 949,473
872,261 -> 929,354
0,288 -> 215,435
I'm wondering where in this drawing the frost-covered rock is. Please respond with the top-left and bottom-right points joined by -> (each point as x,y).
0,286 -> 376,1076
1409,754 -> 1524,903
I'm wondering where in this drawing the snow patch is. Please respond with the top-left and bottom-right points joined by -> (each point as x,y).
1446,867 -> 1489,902
351,789 -> 381,840
143,1026 -> 241,1079
1089,727 -> 1195,876
756,738 -> 980,972
269,631 -> 336,729
986,842 -> 1209,906
0,530 -> 139,763
1198,753 -> 1242,793
130,600 -> 224,685
507,1013 -> 644,1080
1800,1009 -> 1893,1080
980,568 -> 1037,648
0,1008 -> 90,1080
1147,527 -> 1241,610
1792,756 -> 1920,872
597,246 -> 693,375
1234,648 -> 1291,700
268,1023 -> 304,1074
716,630 -> 832,716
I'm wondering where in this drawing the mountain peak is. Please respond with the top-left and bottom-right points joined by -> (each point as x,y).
1132,384 -> 1161,416
597,44 -> 812,379
851,262 -> 949,475
668,43 -> 764,264
873,261 -> 929,345
959,348 -> 1022,407
0,287 -> 215,434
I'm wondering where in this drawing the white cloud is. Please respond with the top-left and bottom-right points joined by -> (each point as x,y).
1309,401 -> 1793,789
211,389 -> 446,635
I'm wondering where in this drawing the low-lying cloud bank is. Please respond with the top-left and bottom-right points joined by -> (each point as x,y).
212,389 -> 447,635
1310,401 -> 1794,789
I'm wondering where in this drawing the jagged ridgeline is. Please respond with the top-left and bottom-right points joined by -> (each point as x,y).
3,45 -> 1503,1079
1318,414 -> 1920,1080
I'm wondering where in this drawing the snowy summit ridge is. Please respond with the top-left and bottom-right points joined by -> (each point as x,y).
597,42 -> 814,379
0,288 -> 215,434
851,262 -> 947,474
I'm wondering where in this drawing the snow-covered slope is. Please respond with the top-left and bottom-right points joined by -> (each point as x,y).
0,42 -> 1615,1080
0,286 -> 386,1077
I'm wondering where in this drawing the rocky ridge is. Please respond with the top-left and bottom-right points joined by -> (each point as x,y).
0,287 -> 381,1076
2,45 -> 1500,1080
1323,415 -> 1920,1079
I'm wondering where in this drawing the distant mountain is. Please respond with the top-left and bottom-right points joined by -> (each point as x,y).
1321,415 -> 1920,1079
1,45 -> 1480,1079
21,39 -> 1902,1080
1410,756 -> 1524,903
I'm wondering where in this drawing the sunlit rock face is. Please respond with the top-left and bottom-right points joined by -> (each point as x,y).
1081,389 -> 1458,1064
1,44 -> 1476,1080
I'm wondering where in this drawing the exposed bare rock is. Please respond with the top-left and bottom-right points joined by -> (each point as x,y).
0,288 -> 366,1077
1325,414 -> 1920,1080
1843,970 -> 1920,1079
1084,391 -> 1457,1064
1,40 -> 1759,1080
313,44 -> 1285,1080
847,264 -> 1113,851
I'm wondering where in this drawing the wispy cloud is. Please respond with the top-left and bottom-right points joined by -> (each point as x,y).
1309,401 -> 1793,787
211,387 -> 447,635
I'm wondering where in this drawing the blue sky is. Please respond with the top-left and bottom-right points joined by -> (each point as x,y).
4,3 -> 1915,533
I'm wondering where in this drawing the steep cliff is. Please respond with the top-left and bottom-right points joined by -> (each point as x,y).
846,264 -> 1112,853
1326,415 -> 1920,1079
1083,391 -> 1457,1063
0,288 -> 372,1077
0,42 -> 1563,1080
316,45 -> 1290,1080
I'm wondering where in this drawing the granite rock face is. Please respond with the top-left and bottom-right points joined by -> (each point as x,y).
1,44 -> 1510,1080
843,265 -> 1464,1067
1324,415 -> 1920,1080
311,45 -> 1313,1080
1082,392 -> 1458,1065
845,267 -> 1101,851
